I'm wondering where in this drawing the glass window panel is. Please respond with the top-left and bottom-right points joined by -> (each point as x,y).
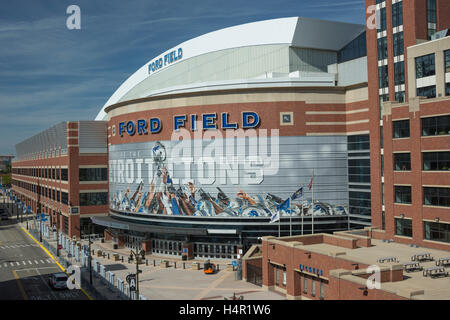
394,186 -> 412,204
393,120 -> 410,138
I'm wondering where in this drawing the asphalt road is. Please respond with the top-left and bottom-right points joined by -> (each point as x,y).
0,199 -> 88,300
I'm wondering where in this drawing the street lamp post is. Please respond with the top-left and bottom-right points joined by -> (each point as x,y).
88,234 -> 93,285
129,247 -> 145,300
56,210 -> 60,257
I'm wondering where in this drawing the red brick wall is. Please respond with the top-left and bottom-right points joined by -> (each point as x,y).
11,121 -> 108,239
383,100 -> 450,251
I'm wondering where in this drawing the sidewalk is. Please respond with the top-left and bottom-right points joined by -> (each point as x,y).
75,239 -> 285,300
14,213 -> 285,300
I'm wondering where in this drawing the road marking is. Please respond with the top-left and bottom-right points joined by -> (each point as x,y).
34,260 -> 39,264
40,260 -> 45,264
21,227 -> 92,300
36,268 -> 58,300
46,259 -> 51,263
12,270 -> 28,300
22,261 -> 26,265
3,263 -> 7,267
28,260 -> 32,265
10,262 -> 14,267
16,261 -> 20,266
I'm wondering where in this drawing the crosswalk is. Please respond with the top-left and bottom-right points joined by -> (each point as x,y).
1,258 -> 56,268
0,244 -> 39,249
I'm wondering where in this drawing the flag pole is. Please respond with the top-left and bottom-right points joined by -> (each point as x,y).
290,211 -> 292,237
278,209 -> 281,237
301,199 -> 304,235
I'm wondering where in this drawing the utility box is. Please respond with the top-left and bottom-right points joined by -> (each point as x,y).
160,260 -> 169,268
191,262 -> 200,270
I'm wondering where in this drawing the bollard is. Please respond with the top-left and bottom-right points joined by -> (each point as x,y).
146,259 -> 148,266
153,260 -> 155,267
183,262 -> 185,269
108,253 -> 110,259
121,256 -> 124,262
217,264 -> 220,272
174,262 -> 177,269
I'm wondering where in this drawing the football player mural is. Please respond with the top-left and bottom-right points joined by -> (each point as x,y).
110,141 -> 348,218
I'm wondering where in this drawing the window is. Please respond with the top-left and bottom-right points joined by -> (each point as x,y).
445,50 -> 450,73
377,37 -> 388,61
349,191 -> 371,216
338,31 -> 366,63
380,127 -> 383,149
392,2 -> 403,28
424,187 -> 450,207
395,218 -> 413,237
56,168 -> 60,180
447,83 -> 450,96
377,7 -> 386,32
319,281 -> 324,300
382,211 -> 386,230
348,135 -> 370,151
275,269 -> 279,285
348,159 -> 371,184
349,191 -> 371,211
417,85 -> 436,99
61,192 -> 68,205
424,222 -> 450,244
303,277 -> 308,294
394,153 -> 411,171
79,192 -> 108,206
395,91 -> 405,103
381,154 -> 384,176
394,61 -> 404,85
282,271 -> 286,286
423,152 -> 450,171
79,168 -> 107,181
415,54 -> 435,79
311,279 -> 316,297
422,115 -> 450,136
393,119 -> 410,138
395,186 -> 412,204
378,65 -> 389,88
427,0 -> 437,39
61,168 -> 68,181
382,183 -> 385,205
393,32 -> 404,57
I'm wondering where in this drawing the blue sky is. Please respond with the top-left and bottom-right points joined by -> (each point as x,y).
0,0 -> 366,155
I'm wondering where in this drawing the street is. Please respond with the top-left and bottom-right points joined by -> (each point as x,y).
0,199 -> 88,300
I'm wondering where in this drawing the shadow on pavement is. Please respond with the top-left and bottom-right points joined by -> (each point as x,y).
105,263 -> 128,272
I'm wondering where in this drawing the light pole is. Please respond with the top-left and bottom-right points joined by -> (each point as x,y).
88,234 -> 93,285
56,210 -> 60,257
129,247 -> 145,300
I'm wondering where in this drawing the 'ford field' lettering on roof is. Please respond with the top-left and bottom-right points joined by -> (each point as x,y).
148,47 -> 183,75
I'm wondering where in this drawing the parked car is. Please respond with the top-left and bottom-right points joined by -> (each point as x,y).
48,272 -> 68,290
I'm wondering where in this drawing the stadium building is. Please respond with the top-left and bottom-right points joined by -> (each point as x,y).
92,17 -> 374,258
